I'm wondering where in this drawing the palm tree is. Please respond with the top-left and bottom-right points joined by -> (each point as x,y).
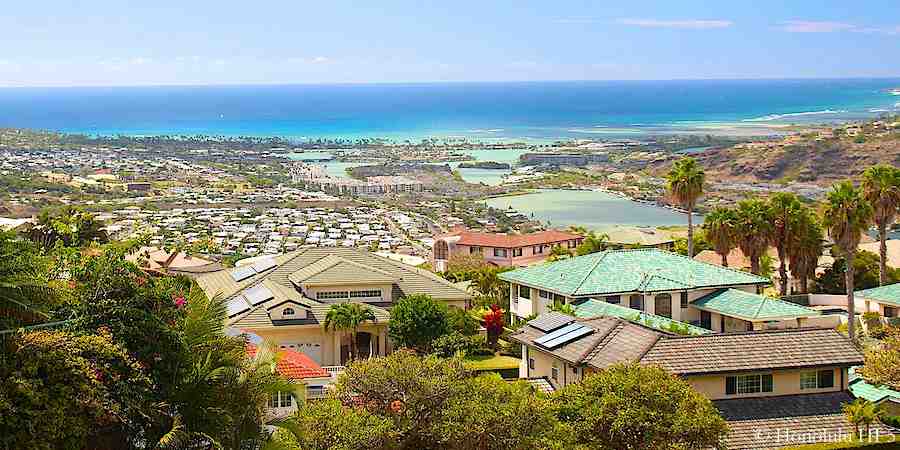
702,207 -> 737,267
768,193 -> 804,296
574,231 -> 610,256
733,199 -> 773,275
547,244 -> 572,261
787,212 -> 824,294
861,165 -> 900,286
666,157 -> 705,257
323,303 -> 377,361
0,231 -> 55,331
842,398 -> 879,440
823,181 -> 873,343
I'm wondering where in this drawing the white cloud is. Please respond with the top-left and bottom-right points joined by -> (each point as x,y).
616,18 -> 733,29
779,20 -> 855,33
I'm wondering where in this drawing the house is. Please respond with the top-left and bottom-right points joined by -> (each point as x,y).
500,249 -> 779,332
432,228 -> 583,271
511,312 -> 894,449
246,344 -> 331,417
195,247 -> 471,367
855,283 -> 900,318
849,367 -> 900,417
126,246 -> 223,275
603,226 -> 675,250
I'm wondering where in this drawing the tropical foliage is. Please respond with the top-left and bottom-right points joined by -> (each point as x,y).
388,294 -> 450,352
324,302 -> 378,360
666,157 -> 705,257
24,206 -> 109,250
858,326 -> 900,391
734,198 -> 773,275
703,207 -> 737,267
861,165 -> 900,286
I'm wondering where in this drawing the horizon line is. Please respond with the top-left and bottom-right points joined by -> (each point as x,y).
1,75 -> 900,90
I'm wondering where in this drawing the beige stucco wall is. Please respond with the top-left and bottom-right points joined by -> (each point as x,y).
248,323 -> 387,366
685,367 -> 847,400
524,346 -> 583,389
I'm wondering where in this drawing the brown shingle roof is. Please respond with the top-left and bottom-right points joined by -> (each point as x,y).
714,392 -> 897,449
509,315 -> 664,367
640,328 -> 863,376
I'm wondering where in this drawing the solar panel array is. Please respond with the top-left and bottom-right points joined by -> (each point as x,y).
252,258 -> 277,273
230,265 -> 257,282
226,296 -> 251,317
527,311 -> 575,332
534,323 -> 594,349
243,285 -> 275,306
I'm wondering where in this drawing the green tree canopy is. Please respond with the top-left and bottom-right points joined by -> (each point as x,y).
553,363 -> 728,450
388,294 -> 450,352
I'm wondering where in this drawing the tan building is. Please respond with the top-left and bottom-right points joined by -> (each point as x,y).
195,247 -> 471,367
511,312 -> 894,449
432,228 -> 583,271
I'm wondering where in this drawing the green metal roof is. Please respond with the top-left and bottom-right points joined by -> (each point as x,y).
692,289 -> 821,321
849,367 -> 900,404
574,298 -> 711,335
856,283 -> 900,307
498,249 -> 769,296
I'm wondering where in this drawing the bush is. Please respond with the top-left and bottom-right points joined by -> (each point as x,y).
468,335 -> 495,356
447,306 -> 479,336
388,294 -> 450,352
432,332 -> 476,358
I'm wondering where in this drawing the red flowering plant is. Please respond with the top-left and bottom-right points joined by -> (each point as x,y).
482,304 -> 505,349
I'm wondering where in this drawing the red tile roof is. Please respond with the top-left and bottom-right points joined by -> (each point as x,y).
246,344 -> 329,380
444,230 -> 581,248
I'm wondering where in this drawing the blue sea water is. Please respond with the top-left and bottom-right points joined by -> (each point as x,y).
0,79 -> 898,141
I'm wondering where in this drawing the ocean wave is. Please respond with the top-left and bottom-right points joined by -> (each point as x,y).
743,109 -> 847,122
869,108 -> 890,113
466,128 -> 504,133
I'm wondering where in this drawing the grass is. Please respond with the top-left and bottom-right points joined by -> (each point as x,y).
463,354 -> 521,371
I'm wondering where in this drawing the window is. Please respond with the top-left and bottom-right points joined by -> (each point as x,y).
886,306 -> 897,318
528,358 -> 535,370
350,290 -> 381,299
269,391 -> 293,408
534,245 -> 544,254
801,370 -> 835,390
551,363 -> 559,381
726,374 -> 774,395
629,294 -> 643,310
567,240 -> 577,249
680,292 -> 689,309
605,295 -> 621,304
518,285 -> 531,299
469,246 -> 482,255
654,293 -> 672,319
282,307 -> 295,316
513,248 -> 523,257
493,248 -> 508,257
316,291 -> 350,300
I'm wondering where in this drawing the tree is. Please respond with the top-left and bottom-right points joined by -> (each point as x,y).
447,306 -> 479,336
858,326 -> 900,391
574,231 -> 609,256
0,330 -> 152,450
734,198 -> 773,275
703,207 -> 737,267
788,212 -> 825,294
823,181 -> 874,343
272,398 -> 397,450
481,304 -> 504,348
666,157 -> 705,257
324,303 -> 378,361
553,363 -> 728,450
842,398 -> 879,440
25,206 -> 109,250
549,302 -> 577,316
768,193 -> 805,296
388,294 -> 450,352
547,244 -> 572,262
331,350 -> 470,449
0,231 -> 55,331
815,250 -> 900,294
861,165 -> 900,286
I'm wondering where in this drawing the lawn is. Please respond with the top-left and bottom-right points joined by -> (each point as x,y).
463,355 -> 521,371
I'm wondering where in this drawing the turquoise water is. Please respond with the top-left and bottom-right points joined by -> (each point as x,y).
484,189 -> 694,229
1,79 -> 897,142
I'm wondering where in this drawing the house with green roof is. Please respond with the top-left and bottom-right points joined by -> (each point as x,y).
849,367 -> 900,416
499,248 -> 773,332
194,247 -> 471,367
855,283 -> 900,319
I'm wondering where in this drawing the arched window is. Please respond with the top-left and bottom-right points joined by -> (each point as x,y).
434,240 -> 449,260
283,308 -> 295,316
654,293 -> 672,319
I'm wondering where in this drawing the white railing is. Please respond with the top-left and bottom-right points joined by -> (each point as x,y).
323,365 -> 346,377
306,386 -> 328,399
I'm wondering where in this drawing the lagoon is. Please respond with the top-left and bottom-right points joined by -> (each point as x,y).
484,189 -> 696,230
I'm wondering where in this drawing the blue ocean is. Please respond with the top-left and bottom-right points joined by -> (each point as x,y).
0,79 -> 898,141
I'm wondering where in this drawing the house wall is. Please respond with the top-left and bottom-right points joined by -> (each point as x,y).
248,323 -> 388,366
453,239 -> 582,267
524,346 -> 583,389
685,367 -> 847,400
809,294 -> 885,314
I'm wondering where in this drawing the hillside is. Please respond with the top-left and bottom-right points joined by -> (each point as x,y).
649,120 -> 900,185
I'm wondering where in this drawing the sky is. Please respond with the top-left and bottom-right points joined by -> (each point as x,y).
1,0 -> 899,87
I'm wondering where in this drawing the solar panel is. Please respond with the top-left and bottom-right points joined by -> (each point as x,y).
527,311 -> 575,332
540,325 -> 594,349
534,323 -> 584,346
226,295 -> 251,317
243,285 -> 274,306
230,265 -> 258,282
252,258 -> 277,273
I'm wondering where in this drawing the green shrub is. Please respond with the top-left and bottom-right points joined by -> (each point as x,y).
432,332 -> 475,358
